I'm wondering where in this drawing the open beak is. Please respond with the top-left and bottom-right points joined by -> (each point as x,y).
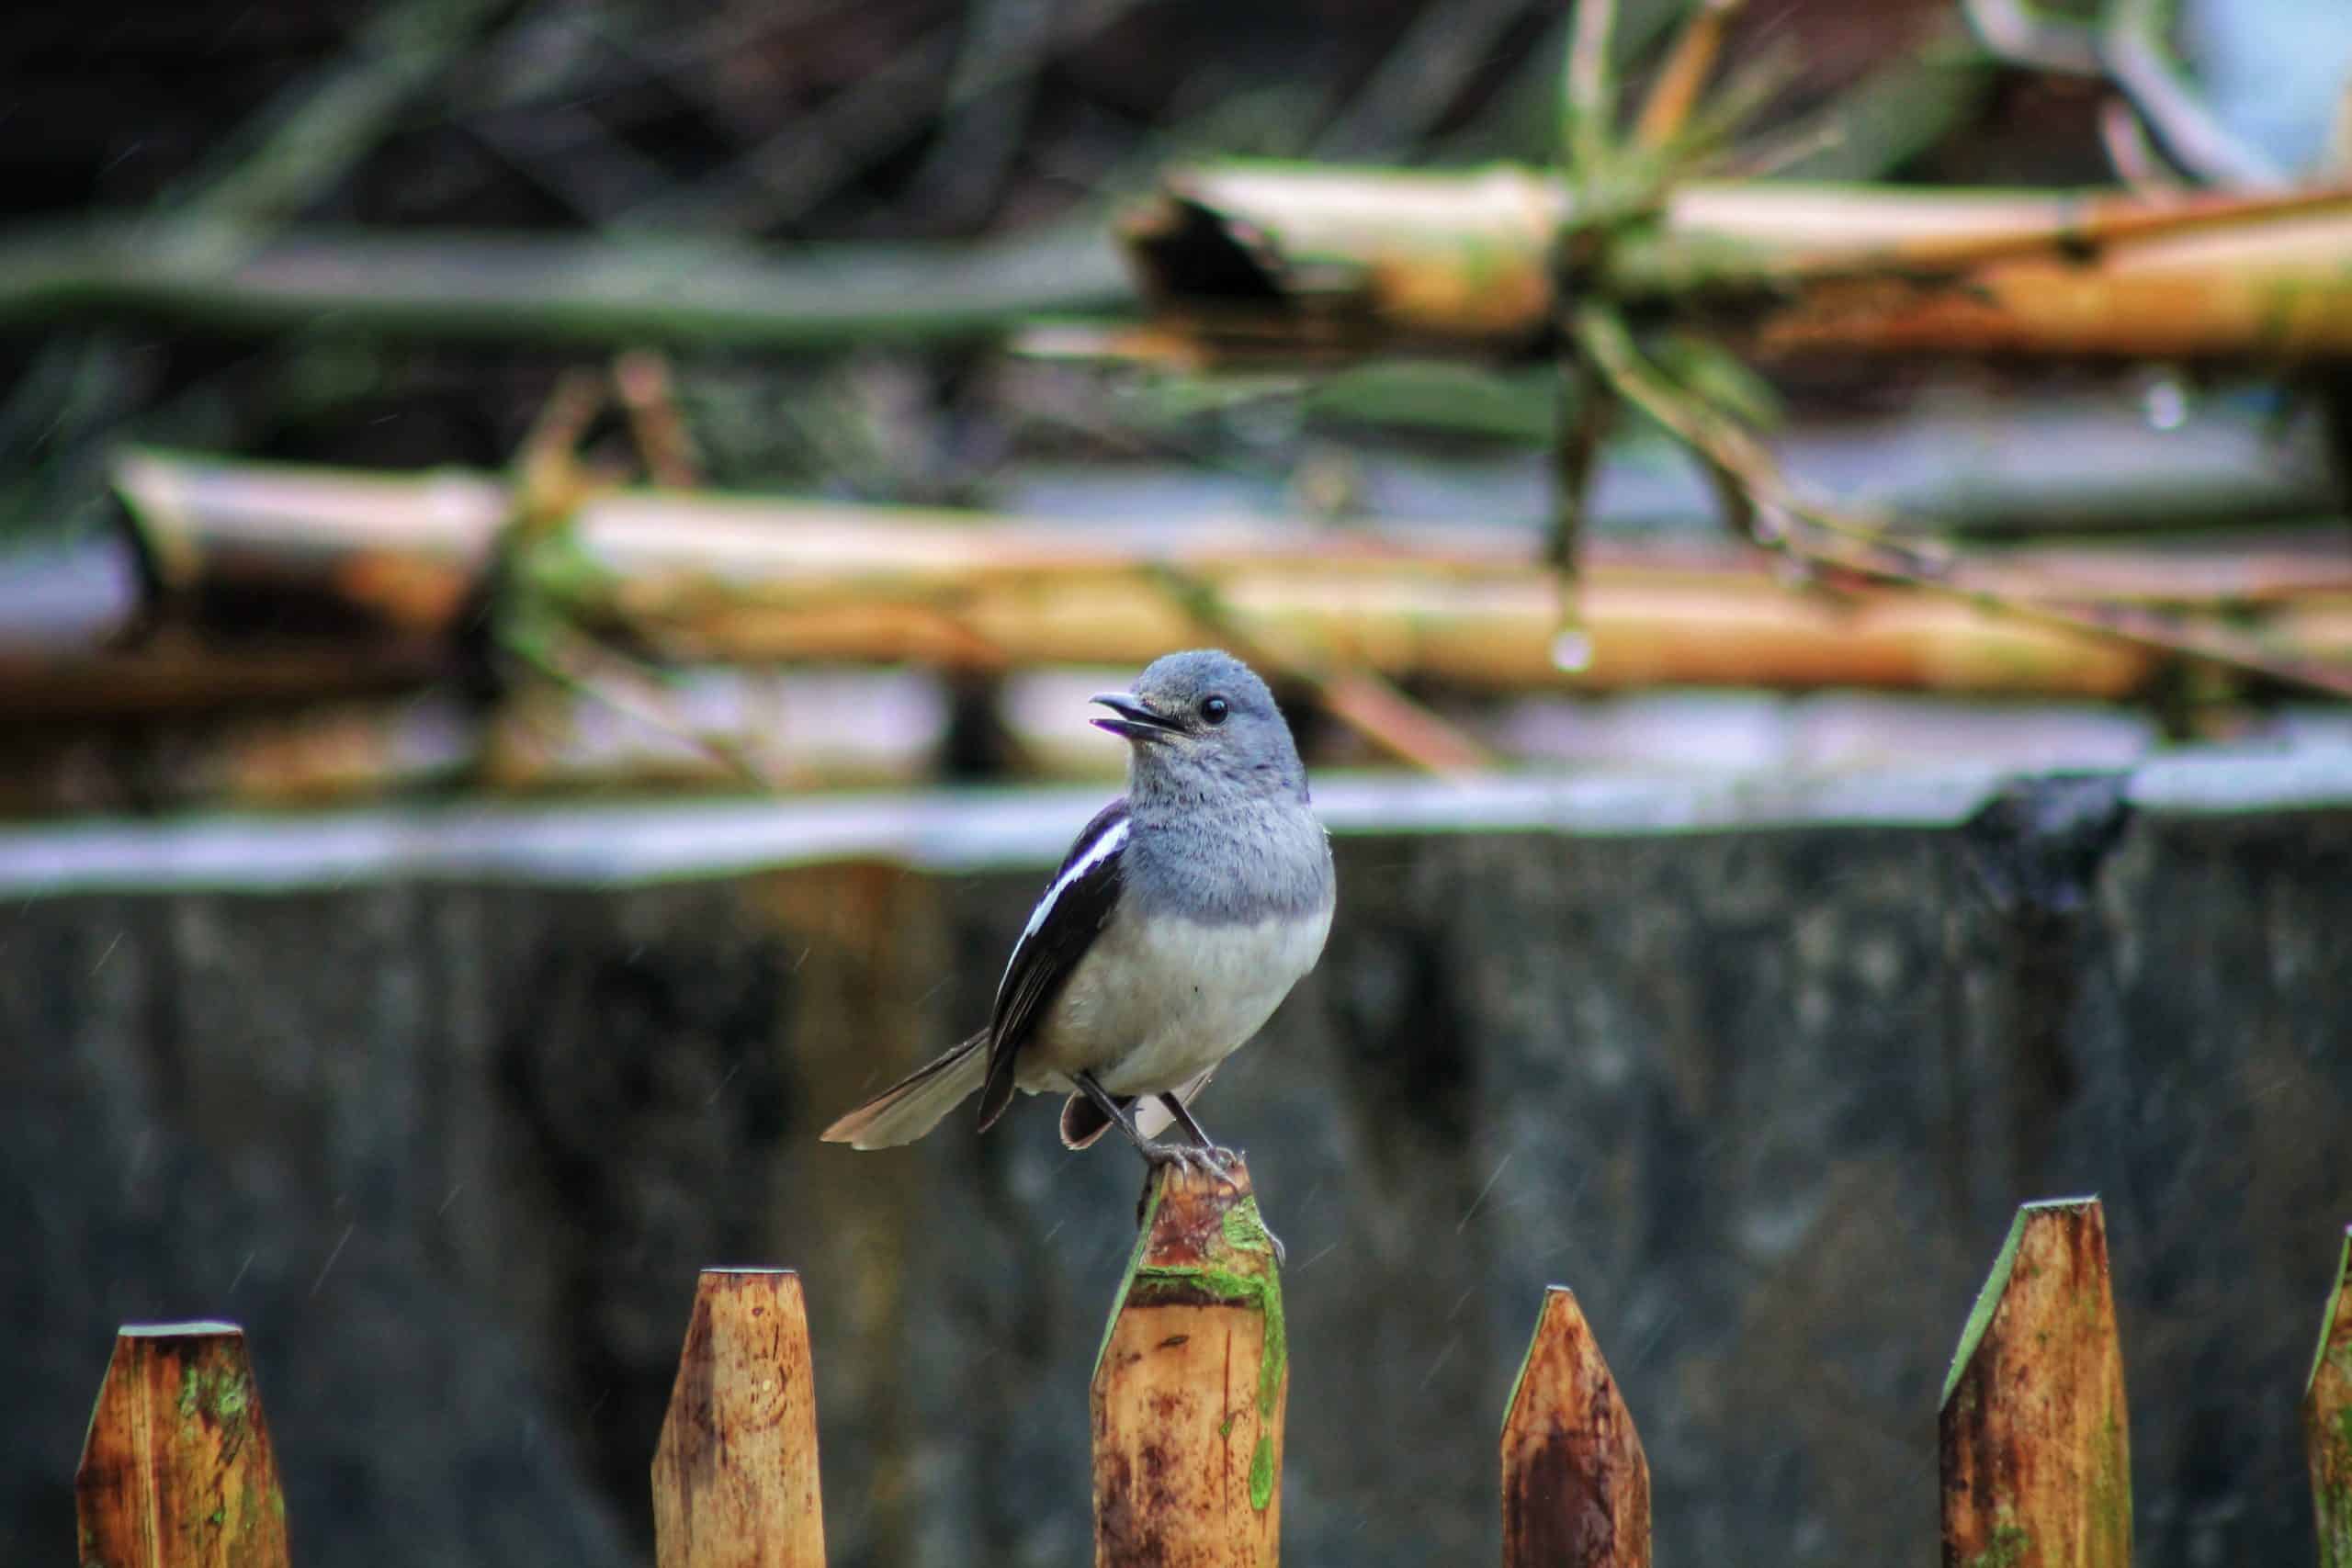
1091,692 -> 1183,742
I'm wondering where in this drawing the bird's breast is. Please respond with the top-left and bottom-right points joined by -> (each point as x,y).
1021,896 -> 1333,1095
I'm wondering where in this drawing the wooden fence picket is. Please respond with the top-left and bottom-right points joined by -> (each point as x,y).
651,1269 -> 828,1568
1091,1159 -> 1288,1568
71,1192 -> 2347,1568
1939,1197 -> 2132,1568
2309,1226 -> 2352,1568
1498,1284 -> 1651,1568
74,1320 -> 291,1568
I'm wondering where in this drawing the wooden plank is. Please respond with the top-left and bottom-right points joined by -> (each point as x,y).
1091,1159 -> 1286,1568
1939,1197 -> 2132,1568
1499,1286 -> 1651,1568
2309,1226 -> 2352,1568
652,1269 -> 827,1568
74,1320 -> 291,1568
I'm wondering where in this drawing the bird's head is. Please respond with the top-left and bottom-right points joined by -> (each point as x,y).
1091,649 -> 1306,802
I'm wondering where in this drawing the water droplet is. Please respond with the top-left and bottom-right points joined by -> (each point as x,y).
2143,377 -> 2188,431
1550,629 -> 1593,672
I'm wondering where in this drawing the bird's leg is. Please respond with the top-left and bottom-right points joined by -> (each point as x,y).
1076,1072 -> 1213,1172
1159,1090 -> 1214,1146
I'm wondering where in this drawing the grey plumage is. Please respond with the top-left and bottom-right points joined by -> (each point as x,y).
821,649 -> 1335,1161
1117,650 -> 1333,925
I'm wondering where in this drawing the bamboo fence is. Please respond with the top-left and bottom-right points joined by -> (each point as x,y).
68,1180 -> 2352,1567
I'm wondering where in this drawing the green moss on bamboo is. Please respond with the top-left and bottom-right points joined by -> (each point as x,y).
1130,1252 -> 1287,1425
1966,1523 -> 2031,1568
2308,1231 -> 2350,1398
1249,1432 -> 1275,1511
1093,1179 -> 1169,1381
1500,1300 -> 1546,1437
176,1363 -> 252,1427
1942,1209 -> 2029,1408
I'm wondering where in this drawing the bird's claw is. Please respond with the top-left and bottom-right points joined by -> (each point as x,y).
1131,1144 -> 1285,1266
1143,1140 -> 1224,1174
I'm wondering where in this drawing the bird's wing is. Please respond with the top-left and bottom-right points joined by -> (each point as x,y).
977,797 -> 1130,1130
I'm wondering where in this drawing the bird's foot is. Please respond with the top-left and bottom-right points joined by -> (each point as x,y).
1141,1139 -> 1224,1173
1131,1141 -> 1238,1224
1129,1145 -> 1282,1263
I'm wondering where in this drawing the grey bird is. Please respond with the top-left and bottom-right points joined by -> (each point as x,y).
820,649 -> 1335,1166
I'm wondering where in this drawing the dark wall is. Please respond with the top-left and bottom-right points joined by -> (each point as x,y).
5,785 -> 2349,1568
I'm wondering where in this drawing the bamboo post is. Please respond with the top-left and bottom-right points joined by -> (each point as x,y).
1499,1286 -> 1651,1568
651,1269 -> 827,1568
2309,1226 -> 2352,1568
1939,1197 -> 2132,1568
1091,1159 -> 1287,1568
74,1321 -> 291,1568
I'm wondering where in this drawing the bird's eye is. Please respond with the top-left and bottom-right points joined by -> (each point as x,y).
1201,695 -> 1229,726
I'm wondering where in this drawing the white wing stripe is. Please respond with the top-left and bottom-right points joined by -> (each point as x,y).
999,817 -> 1128,991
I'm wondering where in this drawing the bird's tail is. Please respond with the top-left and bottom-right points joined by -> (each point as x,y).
821,1031 -> 990,1149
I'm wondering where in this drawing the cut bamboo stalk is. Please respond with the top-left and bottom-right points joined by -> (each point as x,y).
1099,163 -> 2352,365
74,1321 -> 291,1568
2309,1226 -> 2352,1568
1500,1285 -> 1651,1568
1092,1159 -> 1286,1568
652,1269 -> 827,1568
110,449 -> 2292,704
1939,1198 -> 2132,1568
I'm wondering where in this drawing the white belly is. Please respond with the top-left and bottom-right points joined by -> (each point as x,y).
1018,899 -> 1333,1097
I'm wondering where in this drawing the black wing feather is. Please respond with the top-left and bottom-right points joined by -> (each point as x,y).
976,797 -> 1130,1130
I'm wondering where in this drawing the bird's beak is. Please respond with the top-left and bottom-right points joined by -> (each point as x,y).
1091,692 -> 1182,742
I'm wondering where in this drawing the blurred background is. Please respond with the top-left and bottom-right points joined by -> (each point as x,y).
6,1 -> 2352,1564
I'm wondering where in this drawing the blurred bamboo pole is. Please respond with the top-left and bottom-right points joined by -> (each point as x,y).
75,1321 -> 292,1568
1092,1160 -> 1286,1568
1500,1286 -> 1651,1568
108,448 -> 2352,706
0,215 -> 1128,348
1939,1199 -> 2132,1568
1085,164 -> 2352,366
2311,1227 -> 2352,1568
652,1269 -> 828,1568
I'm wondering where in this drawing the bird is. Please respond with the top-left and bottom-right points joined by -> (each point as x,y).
821,649 -> 1335,1168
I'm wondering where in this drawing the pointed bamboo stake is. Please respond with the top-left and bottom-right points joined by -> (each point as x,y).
1939,1198 -> 2132,1568
2308,1226 -> 2352,1568
1091,1159 -> 1286,1568
1500,1286 -> 1651,1568
652,1269 -> 827,1568
74,1321 -> 291,1568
